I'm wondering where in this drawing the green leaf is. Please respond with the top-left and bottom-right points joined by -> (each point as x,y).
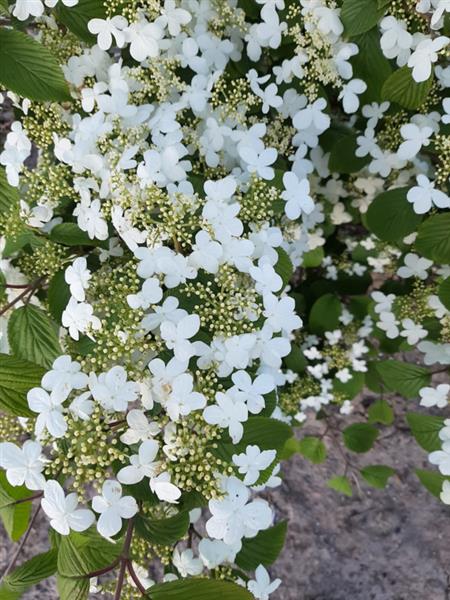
135,511 -> 190,546
0,354 -> 44,417
302,247 -> 324,268
8,305 -> 61,369
148,579 -> 253,599
309,293 -> 342,334
343,423 -> 378,453
0,29 -> 70,102
49,223 -> 104,247
327,475 -> 353,497
0,472 -> 32,542
236,521 -> 287,570
415,469 -> 450,499
406,412 -> 445,452
375,360 -> 430,398
278,437 -> 302,460
297,437 -> 327,464
0,168 -> 19,213
341,0 -> 385,37
55,0 -> 106,43
0,549 -> 57,598
329,134 -> 370,174
57,528 -> 122,578
56,575 -> 89,600
274,247 -> 293,287
360,465 -> 395,488
351,28 -> 392,103
366,188 -> 422,242
382,66 -> 433,110
333,371 -> 365,399
438,277 -> 450,311
368,399 -> 394,425
416,213 -> 450,263
48,270 -> 71,324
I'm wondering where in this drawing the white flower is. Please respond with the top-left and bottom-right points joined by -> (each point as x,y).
149,472 -> 181,503
126,19 -> 164,62
27,387 -> 67,438
41,355 -> 88,397
440,480 -> 450,504
380,16 -> 413,65
88,16 -> 128,51
247,565 -> 282,600
338,79 -> 367,114
407,174 -> 450,214
127,277 -> 163,310
62,298 -> 101,341
0,441 -> 46,490
45,0 -> 79,6
399,318 -> 428,345
429,441 -> 450,475
397,123 -> 433,160
92,480 -> 138,538
377,311 -> 400,339
111,206 -> 147,251
206,476 -> 273,546
12,0 -> 44,20
120,410 -> 160,445
232,445 -> 277,485
198,539 -> 234,568
172,548 -> 203,577
397,253 -> 433,280
293,98 -> 330,132
419,384 -> 450,408
408,36 -> 449,82
42,480 -> 95,536
160,314 -> 200,362
69,392 -> 94,421
73,199 -> 108,241
89,365 -> 139,412
238,145 -> 277,180
157,0 -> 191,36
203,391 -> 248,443
231,370 -> 275,414
189,230 -> 223,274
65,257 -> 91,302
166,373 -> 206,421
281,172 -> 314,219
117,440 -> 160,484
249,261 -> 283,295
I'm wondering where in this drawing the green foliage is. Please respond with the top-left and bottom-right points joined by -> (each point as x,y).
55,0 -> 106,43
415,469 -> 450,499
0,550 -> 57,599
0,168 -> 19,212
366,188 -> 422,242
360,465 -> 395,488
56,575 -> 90,600
341,0 -> 385,37
406,413 -> 445,452
135,511 -> 190,546
49,223 -> 105,247
351,28 -> 392,102
327,475 -> 353,496
329,134 -> 370,174
57,528 -> 122,578
8,305 -> 62,369
309,293 -> 342,334
438,277 -> 450,311
236,521 -> 287,570
297,436 -> 327,464
375,360 -> 430,398
0,471 -> 32,541
0,354 -> 44,416
148,578 -> 254,599
416,214 -> 450,263
367,399 -> 394,426
0,28 -> 70,102
274,247 -> 294,287
382,67 -> 433,109
343,423 -> 378,453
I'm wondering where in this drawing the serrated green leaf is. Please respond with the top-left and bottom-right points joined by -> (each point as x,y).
333,372 -> 365,399
368,399 -> 394,425
236,521 -> 287,570
309,293 -> 342,334
57,528 -> 122,578
55,0 -> 106,43
0,549 -> 57,597
0,29 -> 70,102
327,475 -> 353,496
274,247 -> 293,287
416,213 -> 450,263
343,423 -> 378,453
382,66 -> 433,110
375,360 -> 430,398
406,412 -> 445,452
135,511 -> 190,546
148,578 -> 253,599
0,354 -> 44,416
0,167 -> 19,213
8,305 -> 61,369
56,575 -> 89,600
366,188 -> 422,242
439,277 -> 450,311
47,270 -> 71,324
0,471 -> 33,542
415,469 -> 450,499
360,465 -> 395,488
297,437 -> 327,464
341,0 -> 385,37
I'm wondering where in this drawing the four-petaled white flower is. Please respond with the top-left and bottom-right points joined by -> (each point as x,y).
247,565 -> 282,600
65,257 -> 91,302
88,16 -> 128,51
397,253 -> 433,280
42,480 -> 95,535
27,387 -> 68,438
281,172 -> 314,220
419,384 -> 450,408
160,314 -> 200,362
117,440 -> 161,484
41,355 -> 88,397
0,440 -> 46,490
92,480 -> 138,538
172,548 -> 203,577
203,392 -> 249,443
89,365 -> 139,412
232,445 -> 277,485
407,175 -> 450,214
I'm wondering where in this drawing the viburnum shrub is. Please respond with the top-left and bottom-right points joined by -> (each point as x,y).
0,0 -> 449,597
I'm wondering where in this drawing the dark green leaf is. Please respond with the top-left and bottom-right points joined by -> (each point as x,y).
0,168 -> 19,213
0,28 -> 70,102
148,578 -> 253,599
274,247 -> 293,287
351,28 -> 392,102
329,134 -> 370,174
333,372 -> 365,399
55,0 -> 106,43
56,575 -> 89,600
415,469 -> 450,499
0,354 -> 44,416
406,412 -> 445,452
416,213 -> 450,263
48,271 -> 71,324
49,223 -> 104,247
366,188 -> 422,242
341,0 -> 385,37
382,66 -> 433,110
309,293 -> 342,334
343,423 -> 378,453
135,511 -> 190,546
302,247 -> 324,268
57,529 -> 122,578
368,399 -> 394,425
0,550 -> 57,597
360,465 -> 395,488
375,360 -> 430,398
438,277 -> 450,311
236,521 -> 287,570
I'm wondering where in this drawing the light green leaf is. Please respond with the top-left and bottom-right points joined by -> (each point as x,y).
148,578 -> 253,599
135,511 -> 190,546
415,469 -> 450,499
297,437 -> 327,464
333,372 -> 365,399
56,575 -> 89,600
368,399 -> 394,425
375,360 -> 430,398
0,29 -> 70,102
57,528 -> 122,578
302,247 -> 324,268
416,213 -> 450,263
327,475 -> 353,497
0,354 -> 44,417
309,293 -> 342,334
8,305 -> 61,369
366,188 -> 422,242
343,423 -> 378,453
0,168 -> 19,213
236,521 -> 287,570
341,0 -> 385,37
0,472 -> 33,541
382,66 -> 433,110
0,550 -> 57,598
360,465 -> 395,488
438,277 -> 450,311
406,413 -> 445,452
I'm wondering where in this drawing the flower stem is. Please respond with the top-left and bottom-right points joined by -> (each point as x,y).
127,560 -> 148,596
114,518 -> 135,600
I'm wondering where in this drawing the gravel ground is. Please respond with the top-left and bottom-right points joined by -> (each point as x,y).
2,393 -> 450,600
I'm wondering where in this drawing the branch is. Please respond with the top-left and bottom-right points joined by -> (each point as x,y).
0,277 -> 44,317
1,504 -> 41,581
127,560 -> 148,596
114,518 -> 135,600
